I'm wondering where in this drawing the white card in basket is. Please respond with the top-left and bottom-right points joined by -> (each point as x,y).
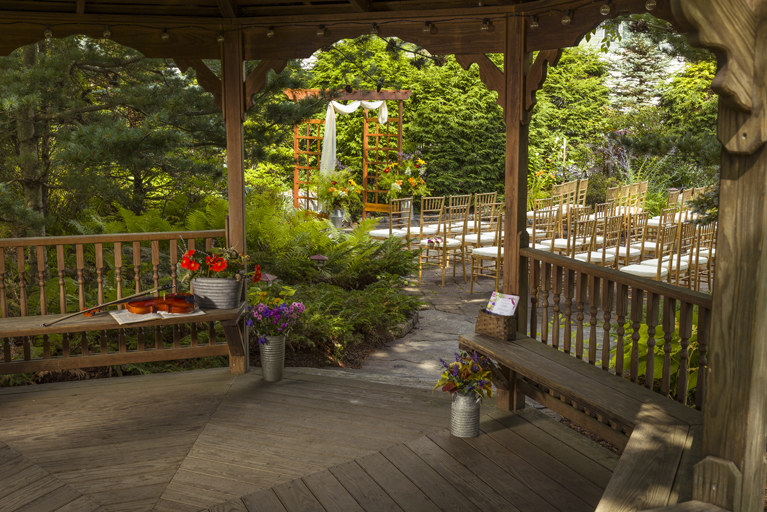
485,291 -> 519,317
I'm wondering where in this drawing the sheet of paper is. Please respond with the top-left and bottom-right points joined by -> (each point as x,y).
485,291 -> 519,317
110,309 -> 161,325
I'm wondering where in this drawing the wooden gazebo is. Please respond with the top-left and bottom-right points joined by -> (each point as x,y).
0,0 -> 764,510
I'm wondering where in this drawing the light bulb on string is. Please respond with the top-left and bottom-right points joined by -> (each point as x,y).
423,22 -> 434,33
561,10 -> 572,26
645,0 -> 656,10
161,29 -> 170,41
266,27 -> 275,38
370,23 -> 380,35
600,1 -> 611,15
216,31 -> 225,43
480,18 -> 492,32
43,26 -> 53,39
529,16 -> 540,30
316,25 -> 327,37
102,25 -> 111,39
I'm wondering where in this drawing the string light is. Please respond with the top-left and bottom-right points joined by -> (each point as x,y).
160,29 -> 170,41
422,22 -> 435,33
600,1 -> 611,15
266,27 -> 275,38
316,25 -> 327,37
216,31 -> 225,43
102,25 -> 111,39
645,0 -> 656,10
561,10 -> 572,26
529,16 -> 540,29
43,26 -> 52,39
480,18 -> 492,32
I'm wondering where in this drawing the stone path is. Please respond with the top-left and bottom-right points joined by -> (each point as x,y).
361,265 -> 500,388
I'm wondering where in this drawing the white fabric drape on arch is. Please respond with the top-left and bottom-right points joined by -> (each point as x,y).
319,100 -> 388,175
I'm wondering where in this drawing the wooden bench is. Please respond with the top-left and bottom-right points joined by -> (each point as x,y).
0,303 -> 249,375
459,332 -> 705,512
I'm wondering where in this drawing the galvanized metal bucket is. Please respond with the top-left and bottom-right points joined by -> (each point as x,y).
329,208 -> 345,228
191,277 -> 242,309
450,393 -> 481,438
259,335 -> 285,382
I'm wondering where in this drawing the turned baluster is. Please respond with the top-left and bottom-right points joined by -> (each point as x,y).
76,244 -> 88,356
630,288 -> 644,383
563,268 -> 574,355
695,307 -> 710,410
205,237 -> 216,344
95,243 -> 107,353
588,274 -> 600,365
36,246 -> 50,359
645,292 -> 660,391
552,265 -> 563,350
615,284 -> 628,377
187,239 -> 199,346
529,259 -> 540,338
661,297 -> 677,396
601,279 -> 613,371
133,241 -> 144,351
151,240 -> 162,350
170,239 -> 181,348
16,247 -> 27,316
114,242 -> 126,353
575,271 -> 586,360
56,245 -> 70,358
540,262 -> 551,345
678,301 -> 694,405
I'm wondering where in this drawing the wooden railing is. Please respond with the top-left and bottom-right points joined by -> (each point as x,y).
0,230 -> 231,374
521,247 -> 712,409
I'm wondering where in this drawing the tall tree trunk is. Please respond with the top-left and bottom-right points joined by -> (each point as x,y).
16,43 -> 46,236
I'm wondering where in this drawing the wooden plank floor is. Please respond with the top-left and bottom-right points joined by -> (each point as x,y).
0,367 -> 618,511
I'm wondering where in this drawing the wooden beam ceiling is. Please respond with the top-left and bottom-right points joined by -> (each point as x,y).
0,0 -> 677,59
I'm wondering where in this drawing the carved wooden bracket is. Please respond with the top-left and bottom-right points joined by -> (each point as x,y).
455,54 -> 505,108
455,49 -> 561,123
244,60 -> 287,111
173,58 -> 287,114
672,0 -> 766,154
174,59 -> 223,110
525,49 -> 562,114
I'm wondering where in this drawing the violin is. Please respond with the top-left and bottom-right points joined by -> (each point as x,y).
125,293 -> 195,315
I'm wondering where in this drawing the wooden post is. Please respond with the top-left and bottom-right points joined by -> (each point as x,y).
221,28 -> 248,373
692,105 -> 767,512
221,28 -> 246,254
502,16 -> 528,327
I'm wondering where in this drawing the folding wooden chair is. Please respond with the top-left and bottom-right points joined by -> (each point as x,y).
368,197 -> 413,242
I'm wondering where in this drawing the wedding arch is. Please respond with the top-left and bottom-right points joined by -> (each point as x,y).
285,89 -> 412,217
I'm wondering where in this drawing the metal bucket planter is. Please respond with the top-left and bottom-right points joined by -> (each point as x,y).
450,393 -> 481,438
329,208 -> 345,228
259,335 -> 285,382
191,277 -> 242,309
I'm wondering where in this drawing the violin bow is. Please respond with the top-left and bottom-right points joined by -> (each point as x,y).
41,283 -> 173,327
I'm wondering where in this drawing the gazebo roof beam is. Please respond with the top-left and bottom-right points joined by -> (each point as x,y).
75,0 -> 85,15
216,0 -> 239,18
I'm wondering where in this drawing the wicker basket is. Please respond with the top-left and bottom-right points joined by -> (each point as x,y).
475,308 -> 517,341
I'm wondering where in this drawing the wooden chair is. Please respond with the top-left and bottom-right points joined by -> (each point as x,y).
690,222 -> 717,291
640,221 -> 696,285
528,200 -> 558,250
448,193 -> 472,208
470,210 -> 504,294
605,185 -> 620,205
605,211 -> 648,266
666,188 -> 681,208
368,197 -> 413,241
575,178 -> 589,206
621,224 -> 678,281
574,214 -> 623,268
473,191 -> 498,232
411,196 -> 445,248
444,201 -> 472,282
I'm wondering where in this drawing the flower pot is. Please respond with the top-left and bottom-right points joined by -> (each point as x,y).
450,393 -> 481,438
329,208 -> 345,228
191,277 -> 242,309
259,335 -> 285,382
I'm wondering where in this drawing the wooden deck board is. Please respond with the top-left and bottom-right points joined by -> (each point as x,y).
0,367 -> 617,511
301,469 -> 366,512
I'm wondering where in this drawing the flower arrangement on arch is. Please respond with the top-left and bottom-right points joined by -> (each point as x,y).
312,166 -> 363,212
246,280 -> 305,344
434,351 -> 495,400
377,151 -> 430,200
179,247 -> 261,282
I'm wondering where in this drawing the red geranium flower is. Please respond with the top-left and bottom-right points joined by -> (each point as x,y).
252,264 -> 262,283
383,167 -> 390,173
209,256 -> 227,273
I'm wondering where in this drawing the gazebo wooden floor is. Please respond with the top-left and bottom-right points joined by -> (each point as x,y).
0,367 -> 618,511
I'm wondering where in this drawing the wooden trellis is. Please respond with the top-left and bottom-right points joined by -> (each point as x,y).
286,89 -> 411,217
